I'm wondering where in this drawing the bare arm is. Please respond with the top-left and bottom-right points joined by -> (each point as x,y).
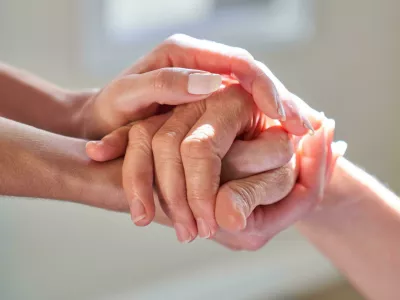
298,158 -> 400,300
0,63 -> 90,137
0,117 -> 126,211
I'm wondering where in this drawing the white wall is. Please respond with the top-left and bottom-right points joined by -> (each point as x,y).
1,1 -> 399,299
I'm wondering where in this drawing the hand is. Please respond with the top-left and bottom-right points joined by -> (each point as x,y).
87,84 -> 324,243
214,121 -> 346,251
79,34 -> 317,139
89,117 -> 342,250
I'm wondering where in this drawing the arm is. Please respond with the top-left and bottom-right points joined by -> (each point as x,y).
297,158 -> 400,300
0,117 -> 126,211
0,63 -> 89,137
1,34 -> 320,141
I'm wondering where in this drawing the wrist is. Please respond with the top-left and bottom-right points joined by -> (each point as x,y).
67,89 -> 99,139
298,158 -> 366,226
70,141 -> 129,212
40,132 -> 129,212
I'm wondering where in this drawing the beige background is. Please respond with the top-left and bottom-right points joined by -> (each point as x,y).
1,0 -> 399,299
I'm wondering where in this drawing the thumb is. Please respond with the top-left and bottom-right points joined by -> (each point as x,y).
114,68 -> 222,117
216,159 -> 296,232
85,125 -> 131,162
90,68 -> 222,138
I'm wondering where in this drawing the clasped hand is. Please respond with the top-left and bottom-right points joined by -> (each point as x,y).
80,35 -> 344,249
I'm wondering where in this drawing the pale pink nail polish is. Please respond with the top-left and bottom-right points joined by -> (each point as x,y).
271,82 -> 286,120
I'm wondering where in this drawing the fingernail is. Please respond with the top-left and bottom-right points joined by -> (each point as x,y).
271,82 -> 286,121
86,140 -> 101,148
196,218 -> 211,239
278,105 -> 286,121
174,223 -> 192,243
188,73 -> 222,95
303,117 -> 315,136
332,141 -> 348,157
232,201 -> 247,231
130,198 -> 146,224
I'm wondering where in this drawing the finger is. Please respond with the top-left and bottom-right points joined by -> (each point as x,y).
85,125 -> 131,162
180,85 -> 265,238
324,118 -> 335,179
110,68 -> 222,127
131,34 -> 317,135
152,105 -> 203,242
280,93 -> 324,136
242,122 -> 330,238
216,159 -> 296,232
221,126 -> 294,183
122,113 -> 170,226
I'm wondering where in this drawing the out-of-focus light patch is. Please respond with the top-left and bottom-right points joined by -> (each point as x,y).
104,0 -> 214,40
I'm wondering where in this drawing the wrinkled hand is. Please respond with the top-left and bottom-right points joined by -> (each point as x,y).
87,84 -> 329,245
80,34 -> 317,140
214,121 -> 346,251
85,114 -> 344,251
153,119 -> 342,251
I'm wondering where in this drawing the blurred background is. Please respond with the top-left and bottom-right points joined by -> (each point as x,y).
0,0 -> 399,299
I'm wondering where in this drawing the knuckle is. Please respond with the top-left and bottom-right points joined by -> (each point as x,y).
152,68 -> 174,93
129,121 -> 153,141
152,128 -> 182,150
209,84 -> 250,110
272,165 -> 296,196
127,123 -> 153,153
225,181 -> 256,214
180,135 -> 219,160
164,196 -> 186,209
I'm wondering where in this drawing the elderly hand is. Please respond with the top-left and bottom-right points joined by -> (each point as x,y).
86,82 -> 330,244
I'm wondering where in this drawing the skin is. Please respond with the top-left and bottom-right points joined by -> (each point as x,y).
3,113 -> 399,299
78,34 -> 318,140
0,115 -> 311,245
87,83 -> 325,243
1,35 -> 399,299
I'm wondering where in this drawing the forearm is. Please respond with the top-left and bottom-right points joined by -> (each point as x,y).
297,158 -> 400,300
0,63 -> 92,137
0,117 -> 126,211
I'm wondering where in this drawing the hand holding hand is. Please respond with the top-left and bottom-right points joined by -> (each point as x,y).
79,34 -> 318,140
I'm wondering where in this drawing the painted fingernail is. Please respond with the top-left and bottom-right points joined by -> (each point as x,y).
188,73 -> 222,95
303,117 -> 315,135
271,82 -> 286,121
196,218 -> 211,239
278,105 -> 286,121
130,198 -> 146,224
174,223 -> 192,243
332,141 -> 348,157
